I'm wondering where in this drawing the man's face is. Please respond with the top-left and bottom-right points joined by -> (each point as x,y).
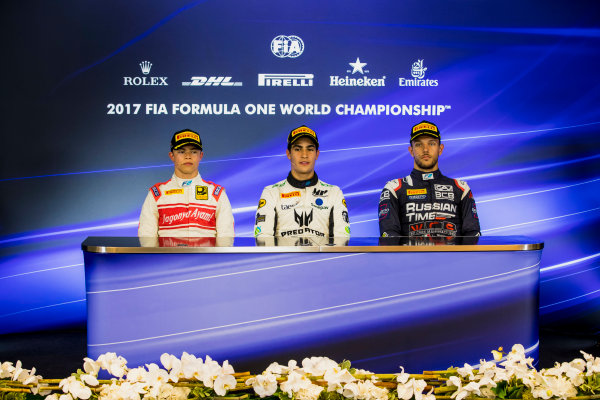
409,135 -> 444,172
286,137 -> 319,180
169,144 -> 203,179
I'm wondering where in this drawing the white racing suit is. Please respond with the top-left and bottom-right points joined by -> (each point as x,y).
254,172 -> 350,245
138,173 -> 234,237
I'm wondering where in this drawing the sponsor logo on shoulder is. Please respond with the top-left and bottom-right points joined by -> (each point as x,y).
196,186 -> 208,200
255,213 -> 266,224
124,61 -> 168,86
407,189 -> 427,195
165,189 -> 184,195
380,190 -> 390,202
258,199 -> 266,209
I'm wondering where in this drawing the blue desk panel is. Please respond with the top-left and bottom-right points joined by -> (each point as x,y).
83,236 -> 542,372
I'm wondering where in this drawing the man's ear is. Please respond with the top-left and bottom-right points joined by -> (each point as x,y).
286,148 -> 291,161
168,152 -> 175,162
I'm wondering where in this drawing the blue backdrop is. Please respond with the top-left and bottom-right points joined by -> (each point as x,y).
1,1 -> 599,337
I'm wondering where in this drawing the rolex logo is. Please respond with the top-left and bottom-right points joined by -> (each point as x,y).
140,61 -> 152,75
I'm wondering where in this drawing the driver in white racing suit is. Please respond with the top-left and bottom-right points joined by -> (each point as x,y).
254,125 -> 350,245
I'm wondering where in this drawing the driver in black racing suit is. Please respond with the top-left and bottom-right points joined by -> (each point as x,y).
379,120 -> 480,237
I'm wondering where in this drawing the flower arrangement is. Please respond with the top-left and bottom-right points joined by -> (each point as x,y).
0,344 -> 599,400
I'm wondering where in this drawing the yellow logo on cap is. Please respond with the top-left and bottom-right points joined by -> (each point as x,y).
407,189 -> 427,195
175,131 -> 200,142
291,126 -> 316,139
412,122 -> 438,134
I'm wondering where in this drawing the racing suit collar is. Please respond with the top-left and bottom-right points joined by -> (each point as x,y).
410,168 -> 442,182
286,171 -> 319,188
172,173 -> 201,187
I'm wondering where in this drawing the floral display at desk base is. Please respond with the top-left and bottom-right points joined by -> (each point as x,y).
1,345 -> 599,400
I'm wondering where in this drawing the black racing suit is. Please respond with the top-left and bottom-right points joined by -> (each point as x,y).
378,169 -> 480,237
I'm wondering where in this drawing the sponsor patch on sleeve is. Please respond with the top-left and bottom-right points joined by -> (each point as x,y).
255,213 -> 266,224
212,185 -> 223,200
151,185 -> 161,200
258,199 -> 266,209
342,198 -> 347,208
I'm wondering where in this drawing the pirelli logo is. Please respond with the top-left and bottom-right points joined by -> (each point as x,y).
407,189 -> 427,196
175,131 -> 200,142
281,191 -> 301,198
165,189 -> 184,195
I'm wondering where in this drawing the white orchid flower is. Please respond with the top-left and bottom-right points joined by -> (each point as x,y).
59,376 -> 92,400
246,372 -> 279,398
324,367 -> 355,392
296,383 -> 324,400
364,380 -> 389,400
422,387 -> 436,400
44,394 -> 59,400
145,363 -> 170,387
0,361 -> 15,379
301,356 -> 338,376
214,374 -> 237,396
581,351 -> 600,375
456,363 -> 475,380
280,370 -> 312,396
221,360 -> 235,375
342,382 -> 359,398
11,360 -> 24,381
82,358 -> 99,376
80,373 -> 99,387
96,352 -> 128,378
396,366 -> 411,384
180,352 -> 203,380
58,394 -> 74,400
570,358 -> 586,372
397,378 -> 426,400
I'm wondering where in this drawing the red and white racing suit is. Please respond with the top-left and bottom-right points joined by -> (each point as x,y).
138,173 -> 234,237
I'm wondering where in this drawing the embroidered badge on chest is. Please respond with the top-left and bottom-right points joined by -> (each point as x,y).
196,185 -> 208,200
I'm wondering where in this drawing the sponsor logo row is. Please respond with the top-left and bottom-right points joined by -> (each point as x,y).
124,58 -> 438,88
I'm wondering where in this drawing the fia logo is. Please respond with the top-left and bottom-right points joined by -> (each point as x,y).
271,35 -> 304,58
422,173 -> 434,180
294,209 -> 313,227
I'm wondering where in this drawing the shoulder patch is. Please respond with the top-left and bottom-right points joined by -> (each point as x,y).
402,175 -> 414,187
150,185 -> 161,200
454,179 -> 471,200
212,185 -> 223,201
387,179 -> 402,192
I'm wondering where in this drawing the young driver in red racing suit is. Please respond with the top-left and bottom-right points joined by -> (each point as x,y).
378,121 -> 480,238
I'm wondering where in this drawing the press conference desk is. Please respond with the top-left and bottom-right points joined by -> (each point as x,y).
82,236 -> 543,372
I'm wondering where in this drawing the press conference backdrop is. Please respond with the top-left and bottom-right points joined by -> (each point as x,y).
1,1 -> 599,338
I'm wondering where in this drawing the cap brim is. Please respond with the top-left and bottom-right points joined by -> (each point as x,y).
172,140 -> 203,150
411,131 -> 440,140
289,133 -> 319,146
